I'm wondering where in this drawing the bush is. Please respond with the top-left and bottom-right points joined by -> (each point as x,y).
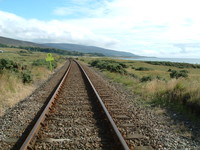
22,71 -> 33,83
140,76 -> 153,82
170,70 -> 188,79
135,67 -> 150,71
180,69 -> 189,73
156,76 -> 162,80
170,70 -> 178,78
146,61 -> 200,69
168,69 -> 172,72
178,72 -> 188,78
0,58 -> 19,72
131,66 -> 135,69
128,73 -> 138,79
32,59 -> 48,66
90,60 -> 127,74
119,63 -> 128,68
32,59 -> 57,69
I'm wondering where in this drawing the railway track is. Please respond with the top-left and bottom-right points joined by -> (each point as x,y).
16,60 -> 130,150
2,58 -> 200,149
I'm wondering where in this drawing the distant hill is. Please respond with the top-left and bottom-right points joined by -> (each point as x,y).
0,36 -> 140,57
43,43 -> 139,57
0,36 -> 43,47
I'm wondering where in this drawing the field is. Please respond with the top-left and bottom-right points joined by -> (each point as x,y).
0,48 -> 66,116
80,57 -> 200,118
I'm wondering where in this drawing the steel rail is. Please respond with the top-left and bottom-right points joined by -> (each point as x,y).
76,61 -> 130,150
20,60 -> 72,150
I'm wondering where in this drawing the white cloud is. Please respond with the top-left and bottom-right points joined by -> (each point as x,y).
1,0 -> 200,58
0,11 -> 118,48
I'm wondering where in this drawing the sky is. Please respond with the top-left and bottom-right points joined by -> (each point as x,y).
0,0 -> 200,58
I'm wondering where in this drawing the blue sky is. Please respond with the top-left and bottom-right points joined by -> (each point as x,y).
0,0 -> 200,58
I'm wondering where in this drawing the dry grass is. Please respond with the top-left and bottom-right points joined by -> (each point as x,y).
0,60 -> 66,116
32,66 -> 51,84
0,48 -> 67,116
0,72 -> 35,116
145,79 -> 179,94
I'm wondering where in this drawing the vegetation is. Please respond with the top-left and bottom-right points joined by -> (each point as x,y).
0,58 -> 19,72
0,43 -> 9,48
32,59 -> 57,69
135,67 -> 151,71
15,46 -> 84,56
22,71 -> 33,83
90,60 -> 128,74
140,75 -> 153,82
0,58 -> 33,84
146,61 -> 200,69
81,57 -> 200,118
0,43 -> 105,57
0,47 -> 66,116
169,70 -> 188,79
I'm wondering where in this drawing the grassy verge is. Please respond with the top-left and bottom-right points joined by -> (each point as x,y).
80,57 -> 200,118
0,48 -> 66,116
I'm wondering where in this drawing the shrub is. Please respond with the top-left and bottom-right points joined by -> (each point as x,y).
22,71 -> 33,83
0,58 -> 19,72
170,70 -> 178,78
128,73 -> 138,79
90,60 -> 127,74
119,63 -> 128,68
170,70 -> 188,79
180,70 -> 189,73
135,67 -> 150,71
156,76 -> 163,80
168,69 -> 172,72
140,76 -> 153,82
90,60 -> 100,67
146,61 -> 200,69
131,66 -> 135,69
32,59 -> 57,69
32,59 -> 48,66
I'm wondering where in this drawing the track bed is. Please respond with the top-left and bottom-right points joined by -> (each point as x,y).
33,61 -> 116,149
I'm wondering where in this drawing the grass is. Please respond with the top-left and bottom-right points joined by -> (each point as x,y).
0,47 -> 66,116
80,57 -> 200,118
0,71 -> 35,115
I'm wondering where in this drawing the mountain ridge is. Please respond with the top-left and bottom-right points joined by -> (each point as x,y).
0,36 -> 140,57
43,43 -> 139,57
0,36 -> 43,47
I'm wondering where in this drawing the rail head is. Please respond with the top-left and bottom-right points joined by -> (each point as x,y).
75,60 -> 130,150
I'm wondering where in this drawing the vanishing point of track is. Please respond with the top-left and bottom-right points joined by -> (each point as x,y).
17,60 -> 130,150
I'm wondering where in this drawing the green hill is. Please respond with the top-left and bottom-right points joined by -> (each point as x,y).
43,43 -> 139,57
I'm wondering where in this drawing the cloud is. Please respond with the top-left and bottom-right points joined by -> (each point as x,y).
0,11 -> 118,48
1,0 -> 200,58
53,0 -> 108,17
173,43 -> 200,53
